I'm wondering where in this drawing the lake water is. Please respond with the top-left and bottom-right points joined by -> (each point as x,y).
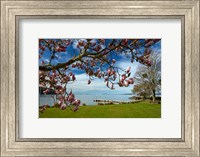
39,94 -> 134,106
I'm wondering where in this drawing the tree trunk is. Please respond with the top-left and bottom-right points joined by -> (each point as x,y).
152,89 -> 156,102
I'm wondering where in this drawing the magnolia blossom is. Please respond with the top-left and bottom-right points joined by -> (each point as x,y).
73,105 -> 79,112
43,89 -> 49,94
88,80 -> 91,84
107,69 -> 111,75
72,99 -> 81,106
112,59 -> 116,64
124,81 -> 129,87
60,104 -> 67,110
128,78 -> 134,84
126,66 -> 131,74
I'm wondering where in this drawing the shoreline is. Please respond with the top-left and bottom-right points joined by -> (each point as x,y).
93,99 -> 142,105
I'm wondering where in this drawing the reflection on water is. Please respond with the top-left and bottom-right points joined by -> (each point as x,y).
39,94 -> 133,106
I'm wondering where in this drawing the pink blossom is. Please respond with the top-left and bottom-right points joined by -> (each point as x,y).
64,76 -> 70,81
91,61 -> 96,67
110,70 -> 115,75
69,72 -> 73,76
68,94 -> 75,103
43,89 -> 49,94
131,58 -> 134,63
121,74 -> 126,81
126,66 -> 131,73
107,69 -> 111,75
106,81 -> 109,87
59,89 -> 63,94
111,84 -> 114,90
104,77 -> 108,82
112,59 -> 116,64
72,99 -> 81,106
124,81 -> 129,87
72,74 -> 76,81
123,39 -> 128,46
97,73 -> 101,78
72,64 -> 76,68
95,45 -> 101,51
52,72 -> 56,77
56,85 -> 62,89
55,90 -> 59,94
54,79 -> 58,83
65,42 -> 70,46
73,106 -> 79,112
58,100 -> 63,105
146,60 -> 152,66
118,81 -> 123,87
128,78 -> 134,84
60,104 -> 67,110
68,90 -> 72,95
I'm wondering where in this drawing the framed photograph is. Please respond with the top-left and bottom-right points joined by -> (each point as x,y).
0,0 -> 199,156
38,38 -> 161,118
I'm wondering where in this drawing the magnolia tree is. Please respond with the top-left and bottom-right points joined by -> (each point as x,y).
39,39 -> 160,112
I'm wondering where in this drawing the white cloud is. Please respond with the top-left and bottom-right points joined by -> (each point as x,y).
67,73 -> 106,92
54,54 -> 62,60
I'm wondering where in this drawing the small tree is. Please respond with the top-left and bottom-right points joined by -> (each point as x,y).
133,51 -> 161,102
132,83 -> 152,99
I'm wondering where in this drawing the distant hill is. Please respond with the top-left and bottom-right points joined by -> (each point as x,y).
39,86 -> 55,95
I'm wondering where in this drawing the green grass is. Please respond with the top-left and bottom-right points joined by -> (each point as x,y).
39,101 -> 161,118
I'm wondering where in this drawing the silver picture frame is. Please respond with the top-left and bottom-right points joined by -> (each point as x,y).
1,0 -> 199,156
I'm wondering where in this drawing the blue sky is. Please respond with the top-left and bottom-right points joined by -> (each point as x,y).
39,39 -> 161,95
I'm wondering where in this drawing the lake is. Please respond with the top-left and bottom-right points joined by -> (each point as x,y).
39,94 -> 134,106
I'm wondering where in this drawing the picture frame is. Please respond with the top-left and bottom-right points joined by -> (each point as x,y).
0,0 -> 199,156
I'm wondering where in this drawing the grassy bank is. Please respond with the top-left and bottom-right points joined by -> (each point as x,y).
39,101 -> 161,118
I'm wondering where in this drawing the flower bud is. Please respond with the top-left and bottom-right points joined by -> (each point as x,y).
43,89 -> 49,94
107,69 -> 111,75
60,104 -> 67,110
126,66 -> 131,73
73,106 -> 79,112
128,78 -> 134,84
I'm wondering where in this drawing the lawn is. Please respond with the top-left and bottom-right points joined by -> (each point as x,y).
39,101 -> 161,118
